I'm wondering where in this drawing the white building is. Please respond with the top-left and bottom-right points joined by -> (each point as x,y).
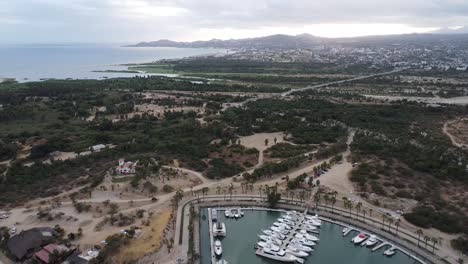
116,159 -> 137,174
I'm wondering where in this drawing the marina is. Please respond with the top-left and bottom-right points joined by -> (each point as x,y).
201,208 -> 425,264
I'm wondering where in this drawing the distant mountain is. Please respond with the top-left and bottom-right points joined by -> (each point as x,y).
128,32 -> 468,49
128,34 -> 327,49
432,26 -> 468,34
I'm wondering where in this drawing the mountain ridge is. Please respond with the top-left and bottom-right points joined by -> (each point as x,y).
127,32 -> 468,49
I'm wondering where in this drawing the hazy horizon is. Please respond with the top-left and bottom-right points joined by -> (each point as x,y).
2,0 -> 468,43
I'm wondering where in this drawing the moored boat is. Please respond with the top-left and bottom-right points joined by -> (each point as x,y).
214,240 -> 223,256
213,222 -> 226,237
363,235 -> 378,247
352,233 -> 368,244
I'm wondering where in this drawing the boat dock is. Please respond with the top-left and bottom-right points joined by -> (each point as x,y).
208,208 -> 216,264
324,216 -> 427,264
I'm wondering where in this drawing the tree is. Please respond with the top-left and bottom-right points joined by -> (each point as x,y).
347,201 -> 353,217
228,183 -> 234,199
330,196 -> 337,214
416,229 -> 424,247
387,217 -> 394,233
356,202 -> 362,220
362,209 -> 367,222
395,219 -> 400,235
202,187 -> 209,198
424,235 -> 430,249
265,138 -> 269,146
381,214 -> 387,229
266,186 -> 281,208
431,237 -> 438,253
109,203 -> 119,216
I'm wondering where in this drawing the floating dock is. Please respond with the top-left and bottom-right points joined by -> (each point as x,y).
208,208 -> 216,264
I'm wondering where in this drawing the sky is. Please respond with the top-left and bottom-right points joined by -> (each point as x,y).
1,0 -> 468,43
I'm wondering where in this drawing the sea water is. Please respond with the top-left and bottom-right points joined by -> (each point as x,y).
0,43 -> 225,82
200,209 -> 420,264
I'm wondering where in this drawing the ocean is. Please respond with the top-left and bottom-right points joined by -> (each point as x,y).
0,43 -> 224,82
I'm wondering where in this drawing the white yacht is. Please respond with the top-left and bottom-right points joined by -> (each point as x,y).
239,208 -> 244,217
295,233 -> 319,242
300,225 -> 317,231
257,241 -> 280,251
304,220 -> 321,227
363,235 -> 378,247
214,240 -> 223,256
231,208 -> 240,218
271,226 -> 289,235
384,248 -> 396,256
224,209 -> 231,218
290,238 -> 316,247
289,242 -> 313,252
286,246 -> 309,257
258,235 -> 282,246
213,222 -> 226,237
352,233 -> 368,244
263,230 -> 286,240
256,248 -> 304,263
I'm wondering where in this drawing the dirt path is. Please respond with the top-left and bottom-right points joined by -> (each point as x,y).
443,119 -> 468,148
162,165 -> 210,184
318,130 -> 356,197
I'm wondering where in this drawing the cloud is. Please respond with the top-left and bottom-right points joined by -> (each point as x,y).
2,0 -> 468,42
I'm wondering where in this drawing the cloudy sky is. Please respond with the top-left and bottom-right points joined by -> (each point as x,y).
2,0 -> 468,43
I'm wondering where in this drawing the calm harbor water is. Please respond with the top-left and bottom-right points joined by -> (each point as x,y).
0,44 -> 225,82
200,208 -> 419,264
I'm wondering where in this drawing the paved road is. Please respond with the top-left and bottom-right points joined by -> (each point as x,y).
280,68 -> 409,96
224,68 -> 408,110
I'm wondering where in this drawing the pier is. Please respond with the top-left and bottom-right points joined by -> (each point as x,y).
208,208 -> 216,264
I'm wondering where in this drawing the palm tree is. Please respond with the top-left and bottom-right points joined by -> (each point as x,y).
395,219 -> 400,235
423,235 -> 430,249
369,208 -> 373,218
216,186 -> 221,195
416,229 -> 424,247
228,183 -> 234,199
258,186 -> 263,199
240,182 -> 244,193
314,191 -> 321,208
202,187 -> 209,199
342,196 -> 348,208
430,237 -> 438,253
387,217 -> 394,233
362,209 -> 367,222
356,202 -> 362,219
347,201 -> 353,217
381,214 -> 387,229
330,196 -> 337,214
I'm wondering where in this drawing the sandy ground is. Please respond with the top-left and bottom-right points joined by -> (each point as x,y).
110,104 -> 204,122
116,206 -> 172,262
239,132 -> 287,152
444,118 -> 468,148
